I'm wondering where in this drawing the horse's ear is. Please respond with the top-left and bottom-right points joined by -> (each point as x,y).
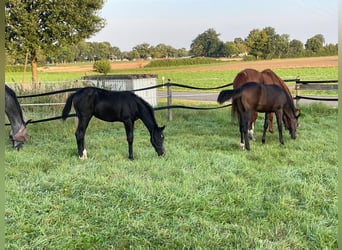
295,109 -> 301,119
160,125 -> 166,131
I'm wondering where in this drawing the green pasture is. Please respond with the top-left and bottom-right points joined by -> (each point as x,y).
6,62 -> 338,98
5,60 -> 338,248
5,101 -> 337,249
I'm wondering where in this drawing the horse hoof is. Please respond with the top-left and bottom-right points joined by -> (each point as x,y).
240,143 -> 245,150
79,149 -> 87,160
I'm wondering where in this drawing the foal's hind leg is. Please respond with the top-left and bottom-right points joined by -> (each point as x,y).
262,113 -> 269,144
240,112 -> 250,150
238,114 -> 245,150
75,116 -> 91,159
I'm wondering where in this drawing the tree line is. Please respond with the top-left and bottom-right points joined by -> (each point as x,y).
5,0 -> 337,85
7,27 -> 337,66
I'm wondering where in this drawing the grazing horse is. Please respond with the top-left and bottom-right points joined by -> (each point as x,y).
217,82 -> 299,150
231,68 -> 298,139
62,87 -> 165,160
5,85 -> 29,150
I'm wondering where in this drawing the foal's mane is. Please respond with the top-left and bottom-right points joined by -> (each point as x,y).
135,94 -> 158,125
283,90 -> 297,117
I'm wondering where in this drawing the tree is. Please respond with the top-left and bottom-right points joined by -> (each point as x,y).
132,43 -> 152,59
190,28 -> 224,57
245,29 -> 268,59
5,0 -> 105,87
223,41 -> 239,57
288,39 -> 304,57
305,34 -> 325,53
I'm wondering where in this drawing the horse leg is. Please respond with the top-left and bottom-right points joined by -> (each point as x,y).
275,110 -> 284,145
124,120 -> 134,160
268,113 -> 274,133
262,113 -> 269,144
248,112 -> 258,141
242,112 -> 251,150
239,113 -> 245,150
75,116 -> 91,160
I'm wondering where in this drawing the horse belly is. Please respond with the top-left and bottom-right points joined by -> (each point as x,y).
94,105 -> 122,122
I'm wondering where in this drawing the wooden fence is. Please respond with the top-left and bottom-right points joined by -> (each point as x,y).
6,78 -> 338,124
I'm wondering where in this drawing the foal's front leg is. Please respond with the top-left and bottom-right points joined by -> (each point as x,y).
275,110 -> 284,145
124,121 -> 134,160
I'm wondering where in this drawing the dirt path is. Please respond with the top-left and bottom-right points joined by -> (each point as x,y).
39,56 -> 337,73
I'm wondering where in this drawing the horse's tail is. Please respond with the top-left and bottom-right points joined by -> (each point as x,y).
62,92 -> 76,120
217,89 -> 235,104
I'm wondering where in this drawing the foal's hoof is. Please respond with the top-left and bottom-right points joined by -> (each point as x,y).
79,149 -> 87,160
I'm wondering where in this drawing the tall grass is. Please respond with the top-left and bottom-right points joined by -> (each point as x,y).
5,103 -> 337,249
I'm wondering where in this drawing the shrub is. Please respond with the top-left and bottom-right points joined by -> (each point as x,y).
145,57 -> 223,68
93,60 -> 111,75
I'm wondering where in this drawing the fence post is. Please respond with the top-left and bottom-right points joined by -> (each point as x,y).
295,77 -> 300,106
167,79 -> 172,121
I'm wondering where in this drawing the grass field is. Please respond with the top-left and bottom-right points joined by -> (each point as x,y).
5,59 -> 338,248
5,102 -> 337,249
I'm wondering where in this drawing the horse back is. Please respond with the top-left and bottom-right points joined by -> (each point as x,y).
233,68 -> 263,88
237,83 -> 288,113
73,87 -> 141,122
261,69 -> 292,97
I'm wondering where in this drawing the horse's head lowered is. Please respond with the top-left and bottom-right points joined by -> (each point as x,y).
285,109 -> 300,140
151,126 -> 166,156
10,123 -> 29,150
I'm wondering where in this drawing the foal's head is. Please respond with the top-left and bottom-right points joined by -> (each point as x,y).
284,109 -> 300,139
151,126 -> 166,156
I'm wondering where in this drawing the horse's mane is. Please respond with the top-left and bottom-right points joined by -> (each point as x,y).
134,93 -> 158,125
5,85 -> 25,123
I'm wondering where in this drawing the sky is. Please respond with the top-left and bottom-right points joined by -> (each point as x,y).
88,0 -> 338,51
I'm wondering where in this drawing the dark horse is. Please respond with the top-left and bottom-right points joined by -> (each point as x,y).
231,68 -> 299,139
62,87 -> 165,160
5,85 -> 29,150
217,82 -> 299,150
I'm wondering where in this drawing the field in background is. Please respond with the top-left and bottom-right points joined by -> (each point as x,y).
5,56 -> 338,84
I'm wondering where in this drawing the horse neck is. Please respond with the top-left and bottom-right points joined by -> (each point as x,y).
6,99 -> 25,133
283,98 -> 296,120
137,99 -> 158,134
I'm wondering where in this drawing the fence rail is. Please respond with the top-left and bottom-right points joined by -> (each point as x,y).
5,78 -> 338,125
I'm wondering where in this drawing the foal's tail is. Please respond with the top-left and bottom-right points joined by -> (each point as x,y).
62,92 -> 76,120
217,89 -> 235,104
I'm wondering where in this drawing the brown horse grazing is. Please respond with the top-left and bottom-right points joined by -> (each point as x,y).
231,68 -> 298,139
217,82 -> 299,150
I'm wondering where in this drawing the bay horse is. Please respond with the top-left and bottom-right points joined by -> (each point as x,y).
217,82 -> 299,150
231,68 -> 298,139
5,85 -> 29,150
62,87 -> 165,160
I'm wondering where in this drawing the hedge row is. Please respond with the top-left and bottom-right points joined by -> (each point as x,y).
145,57 -> 224,68
6,65 -> 32,72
